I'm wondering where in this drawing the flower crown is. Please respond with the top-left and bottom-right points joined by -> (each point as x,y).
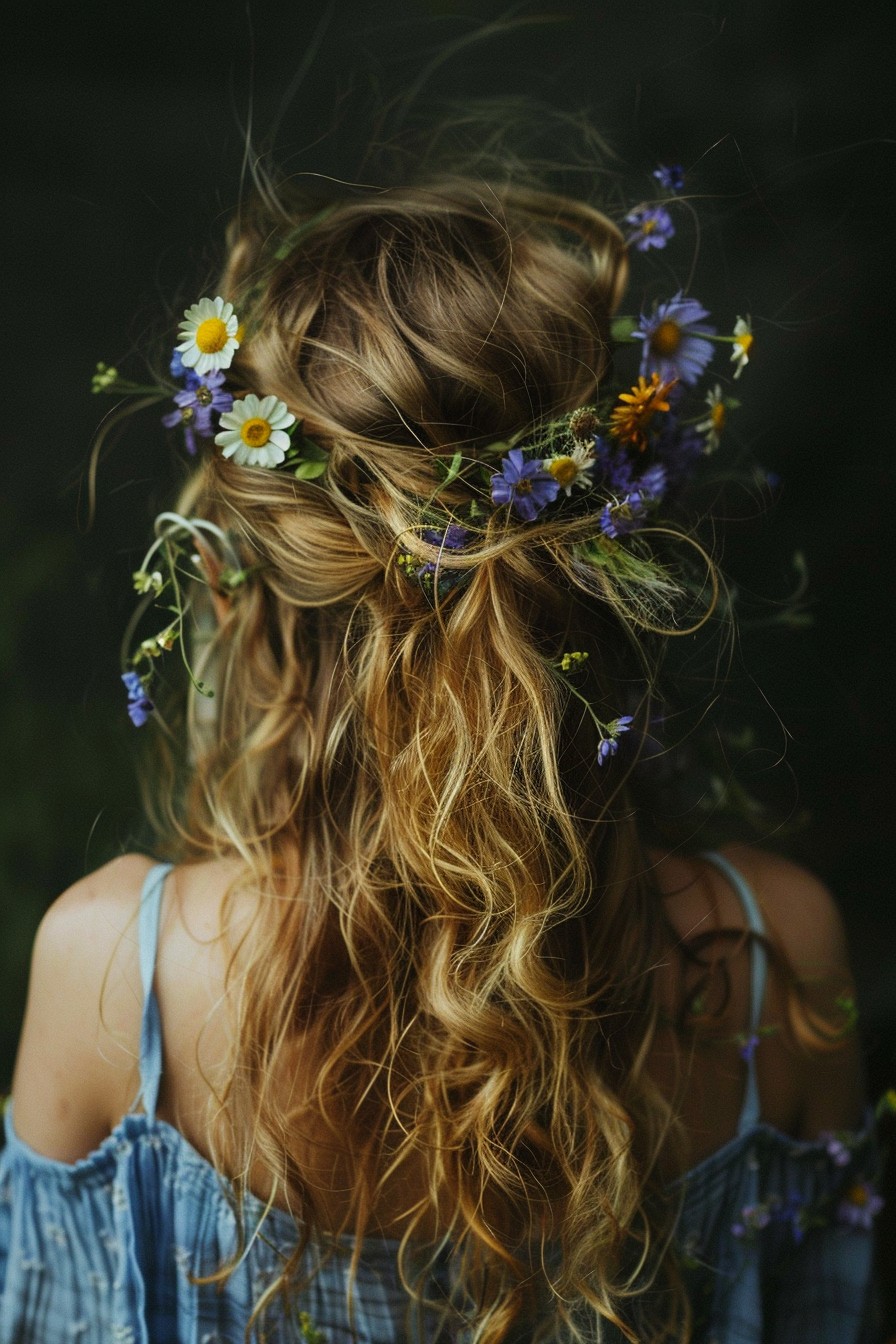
96,164 -> 758,763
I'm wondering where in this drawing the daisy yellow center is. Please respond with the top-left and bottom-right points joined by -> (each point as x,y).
548,456 -> 579,488
651,320 -> 683,356
847,1184 -> 868,1207
736,332 -> 754,356
240,417 -> 272,447
711,403 -> 725,431
195,317 -> 230,354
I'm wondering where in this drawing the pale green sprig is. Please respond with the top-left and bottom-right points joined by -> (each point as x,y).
91,361 -> 166,398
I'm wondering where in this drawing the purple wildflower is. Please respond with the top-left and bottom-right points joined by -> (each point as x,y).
490,448 -> 560,521
633,292 -> 716,386
122,671 -> 154,727
738,1032 -> 761,1063
653,164 -> 685,193
592,437 -> 635,495
169,348 -> 188,381
636,462 -> 668,503
731,1203 -> 772,1239
599,490 -> 649,539
624,205 -> 675,252
837,1183 -> 884,1231
422,522 -> 469,550
162,369 -> 233,455
820,1133 -> 852,1167
776,1193 -> 807,1245
597,716 -> 634,767
654,421 -> 705,493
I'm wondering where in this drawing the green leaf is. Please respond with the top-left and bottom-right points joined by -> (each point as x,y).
294,459 -> 328,480
610,316 -> 638,342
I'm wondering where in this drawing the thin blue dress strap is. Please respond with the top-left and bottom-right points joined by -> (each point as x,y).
135,861 -> 174,1122
701,850 -> 767,1134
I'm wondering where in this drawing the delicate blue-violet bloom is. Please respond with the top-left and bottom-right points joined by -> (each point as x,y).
636,462 -> 668,502
490,448 -> 560,521
599,490 -> 649,539
423,522 -> 469,550
653,163 -> 685,192
633,292 -> 716,386
592,436 -> 635,496
597,716 -> 634,766
731,1203 -> 772,1239
654,421 -> 705,492
122,671 -> 155,727
162,369 -> 233,455
738,1032 -> 761,1063
624,205 -> 675,252
820,1132 -> 852,1167
169,348 -> 188,381
837,1182 -> 884,1230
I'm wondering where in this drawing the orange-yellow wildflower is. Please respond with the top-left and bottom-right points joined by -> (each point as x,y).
609,372 -> 677,450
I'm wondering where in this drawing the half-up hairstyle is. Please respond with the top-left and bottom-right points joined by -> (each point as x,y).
161,178 -> 702,1342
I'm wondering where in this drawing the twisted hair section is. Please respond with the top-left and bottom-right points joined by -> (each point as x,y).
159,180 -> 701,1342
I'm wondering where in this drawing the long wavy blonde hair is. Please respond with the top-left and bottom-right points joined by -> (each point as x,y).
159,177 -> 705,1341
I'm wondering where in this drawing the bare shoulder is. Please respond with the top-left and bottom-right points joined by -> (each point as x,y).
715,842 -> 853,986
11,853 -> 157,1161
11,853 -> 247,1162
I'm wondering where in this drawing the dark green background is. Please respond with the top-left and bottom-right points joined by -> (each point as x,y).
2,0 -> 894,1316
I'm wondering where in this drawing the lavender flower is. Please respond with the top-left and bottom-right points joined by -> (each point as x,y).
837,1183 -> 884,1231
597,716 -> 634,766
633,292 -> 716,386
599,490 -> 649,539
592,437 -> 635,495
122,671 -> 154,727
653,164 -> 685,192
624,205 -> 675,252
731,1203 -> 772,1239
490,448 -> 560,521
820,1132 -> 852,1167
738,1032 -> 761,1063
422,522 -> 469,550
162,369 -> 233,455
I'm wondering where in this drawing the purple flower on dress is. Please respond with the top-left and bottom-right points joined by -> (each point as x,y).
731,1201 -> 775,1239
820,1133 -> 852,1167
633,293 -> 716,386
624,205 -> 675,252
599,490 -> 649,539
122,671 -> 154,727
738,1032 -> 761,1063
490,448 -> 560,521
837,1183 -> 884,1230
653,163 -> 685,192
162,369 -> 233,455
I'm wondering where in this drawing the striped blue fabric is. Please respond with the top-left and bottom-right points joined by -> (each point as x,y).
0,859 -> 880,1342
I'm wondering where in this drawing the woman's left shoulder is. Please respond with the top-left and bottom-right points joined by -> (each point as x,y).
10,853 -> 157,1162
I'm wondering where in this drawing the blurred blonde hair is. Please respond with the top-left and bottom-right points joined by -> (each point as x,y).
162,177 -> 700,1342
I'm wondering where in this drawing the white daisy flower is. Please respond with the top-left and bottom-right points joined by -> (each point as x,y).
176,296 -> 241,375
215,393 -> 296,469
696,383 -> 727,453
730,316 -> 753,379
544,443 -> 597,496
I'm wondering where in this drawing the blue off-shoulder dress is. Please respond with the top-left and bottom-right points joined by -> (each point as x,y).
0,855 -> 882,1343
